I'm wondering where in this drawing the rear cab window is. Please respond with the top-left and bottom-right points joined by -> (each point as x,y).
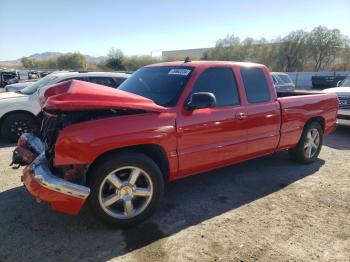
241,67 -> 271,103
190,67 -> 240,107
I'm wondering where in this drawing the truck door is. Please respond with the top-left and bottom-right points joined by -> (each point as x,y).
176,67 -> 248,178
239,67 -> 281,158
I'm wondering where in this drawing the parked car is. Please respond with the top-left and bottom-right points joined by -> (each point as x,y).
311,75 -> 346,89
0,71 -> 129,141
39,71 -> 52,78
5,80 -> 37,92
0,70 -> 19,88
28,71 -> 40,80
271,72 -> 295,92
323,75 -> 350,126
12,61 -> 338,226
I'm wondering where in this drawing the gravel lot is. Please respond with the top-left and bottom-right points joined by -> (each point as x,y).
0,126 -> 349,262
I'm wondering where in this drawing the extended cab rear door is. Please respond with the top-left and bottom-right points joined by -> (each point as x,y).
176,66 -> 248,177
239,67 -> 281,158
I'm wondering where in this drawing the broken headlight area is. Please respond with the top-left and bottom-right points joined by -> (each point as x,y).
11,133 -> 45,168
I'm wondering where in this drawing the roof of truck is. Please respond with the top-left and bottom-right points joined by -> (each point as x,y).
147,60 -> 265,68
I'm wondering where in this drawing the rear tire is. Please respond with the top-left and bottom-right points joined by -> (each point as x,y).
288,121 -> 323,164
88,151 -> 164,227
0,113 -> 39,142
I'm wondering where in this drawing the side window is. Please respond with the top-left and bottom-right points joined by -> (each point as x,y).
60,77 -> 88,82
241,67 -> 271,103
88,77 -> 116,88
113,77 -> 127,87
191,67 -> 239,107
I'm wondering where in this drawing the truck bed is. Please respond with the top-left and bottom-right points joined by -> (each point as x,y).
276,91 -> 338,150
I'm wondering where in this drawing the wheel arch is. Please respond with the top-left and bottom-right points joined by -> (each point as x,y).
0,110 -> 40,127
86,143 -> 170,184
305,116 -> 325,132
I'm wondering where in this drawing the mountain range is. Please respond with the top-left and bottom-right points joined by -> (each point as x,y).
0,52 -> 107,66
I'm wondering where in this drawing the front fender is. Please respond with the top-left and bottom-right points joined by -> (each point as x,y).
54,112 -> 177,173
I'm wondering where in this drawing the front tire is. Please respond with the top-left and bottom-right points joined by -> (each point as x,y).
88,151 -> 164,227
0,113 -> 39,142
289,121 -> 323,164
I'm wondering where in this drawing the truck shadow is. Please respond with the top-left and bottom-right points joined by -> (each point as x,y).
0,152 -> 324,261
324,125 -> 350,150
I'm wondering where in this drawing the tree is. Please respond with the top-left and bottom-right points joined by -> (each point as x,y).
123,55 -> 159,71
56,53 -> 87,70
339,37 -> 350,71
21,57 -> 36,68
307,26 -> 343,71
202,35 -> 243,61
277,30 -> 309,71
104,48 -> 126,71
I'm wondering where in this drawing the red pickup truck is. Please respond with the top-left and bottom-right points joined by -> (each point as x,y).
13,61 -> 338,226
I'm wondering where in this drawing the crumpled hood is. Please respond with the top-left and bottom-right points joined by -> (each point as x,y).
39,80 -> 167,113
323,87 -> 350,96
0,91 -> 27,100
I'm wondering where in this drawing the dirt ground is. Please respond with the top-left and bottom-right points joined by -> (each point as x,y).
0,125 -> 349,261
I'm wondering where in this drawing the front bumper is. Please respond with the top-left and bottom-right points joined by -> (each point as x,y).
337,109 -> 350,126
22,153 -> 90,215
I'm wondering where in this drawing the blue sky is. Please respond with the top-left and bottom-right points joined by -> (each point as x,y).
0,0 -> 349,60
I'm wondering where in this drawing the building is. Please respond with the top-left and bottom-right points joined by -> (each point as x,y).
162,48 -> 212,60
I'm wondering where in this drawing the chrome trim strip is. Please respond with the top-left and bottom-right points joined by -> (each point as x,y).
338,109 -> 350,116
31,153 -> 90,200
337,119 -> 350,126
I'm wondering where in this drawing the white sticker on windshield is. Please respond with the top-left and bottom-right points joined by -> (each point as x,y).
168,69 -> 191,76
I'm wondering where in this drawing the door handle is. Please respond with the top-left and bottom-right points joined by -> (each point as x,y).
235,112 -> 247,120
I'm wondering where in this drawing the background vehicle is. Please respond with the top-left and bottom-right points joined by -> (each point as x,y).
271,72 -> 295,92
323,75 -> 350,126
5,80 -> 37,92
15,61 -> 338,227
0,70 -> 19,88
0,71 -> 129,141
28,71 -> 40,80
311,75 -> 346,89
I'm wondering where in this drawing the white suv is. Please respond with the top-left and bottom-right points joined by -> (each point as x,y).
0,71 -> 129,141
323,75 -> 350,126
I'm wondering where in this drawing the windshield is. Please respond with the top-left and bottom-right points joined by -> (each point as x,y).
20,75 -> 59,95
340,76 -> 350,87
118,66 -> 193,106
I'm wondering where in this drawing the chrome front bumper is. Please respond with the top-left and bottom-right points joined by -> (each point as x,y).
30,153 -> 90,200
337,109 -> 350,126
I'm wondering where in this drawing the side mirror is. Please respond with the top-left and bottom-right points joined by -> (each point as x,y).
186,92 -> 216,110
336,80 -> 342,87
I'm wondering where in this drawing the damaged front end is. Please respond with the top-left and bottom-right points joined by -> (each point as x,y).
12,131 -> 90,215
13,80 -> 162,215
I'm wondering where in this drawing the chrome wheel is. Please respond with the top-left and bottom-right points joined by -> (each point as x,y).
304,128 -> 320,158
98,166 -> 153,219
